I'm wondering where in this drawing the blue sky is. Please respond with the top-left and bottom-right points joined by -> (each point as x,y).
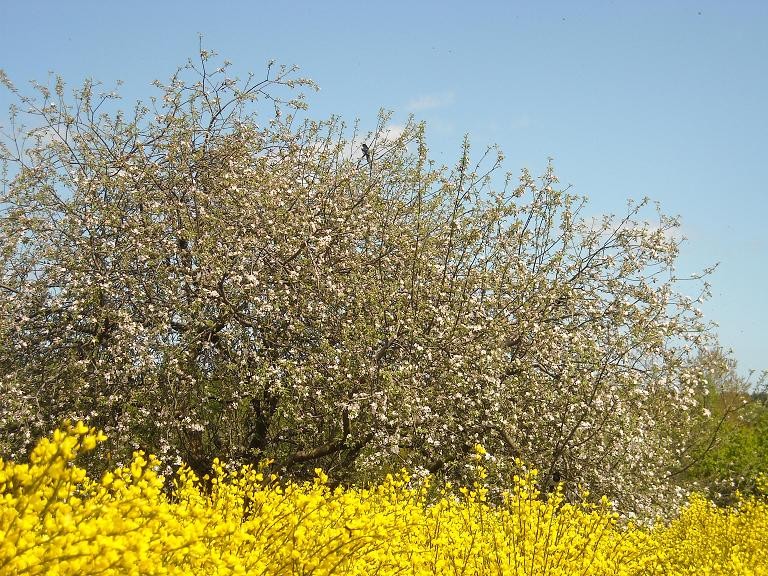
1,1 -> 766,377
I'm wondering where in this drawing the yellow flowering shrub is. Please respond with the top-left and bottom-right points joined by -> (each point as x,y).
1,425 -> 766,575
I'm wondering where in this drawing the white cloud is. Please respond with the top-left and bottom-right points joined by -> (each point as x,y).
379,124 -> 405,143
406,92 -> 455,112
341,124 -> 407,162
509,114 -> 532,130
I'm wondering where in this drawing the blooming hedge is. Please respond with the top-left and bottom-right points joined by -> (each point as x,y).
1,423 -> 766,575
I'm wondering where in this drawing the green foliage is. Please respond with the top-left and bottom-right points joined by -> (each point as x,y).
678,348 -> 768,505
711,403 -> 768,482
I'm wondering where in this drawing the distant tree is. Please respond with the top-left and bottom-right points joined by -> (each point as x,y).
677,348 -> 768,505
0,51 -> 716,516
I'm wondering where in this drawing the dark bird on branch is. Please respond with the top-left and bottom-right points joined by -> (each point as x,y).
361,143 -> 372,168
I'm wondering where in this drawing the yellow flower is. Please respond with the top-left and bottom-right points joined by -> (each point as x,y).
2,425 -> 767,576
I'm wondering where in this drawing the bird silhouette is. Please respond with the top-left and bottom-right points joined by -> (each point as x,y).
361,143 -> 372,168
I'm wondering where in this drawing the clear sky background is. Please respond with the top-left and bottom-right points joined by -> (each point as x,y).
1,1 -> 765,377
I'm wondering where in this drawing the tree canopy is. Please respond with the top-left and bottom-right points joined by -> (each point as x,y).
0,52 -> 719,516
679,348 -> 768,505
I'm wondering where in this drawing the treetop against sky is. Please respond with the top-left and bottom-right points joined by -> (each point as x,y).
0,1 -> 765,376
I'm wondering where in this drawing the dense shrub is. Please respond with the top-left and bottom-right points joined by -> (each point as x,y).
681,349 -> 768,505
2,424 -> 766,575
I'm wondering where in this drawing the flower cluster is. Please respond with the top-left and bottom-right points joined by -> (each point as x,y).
2,425 -> 765,575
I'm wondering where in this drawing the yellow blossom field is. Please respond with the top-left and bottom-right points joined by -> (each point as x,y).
1,423 -> 766,575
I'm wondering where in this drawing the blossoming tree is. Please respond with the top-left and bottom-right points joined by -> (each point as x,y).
0,52 -> 715,515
